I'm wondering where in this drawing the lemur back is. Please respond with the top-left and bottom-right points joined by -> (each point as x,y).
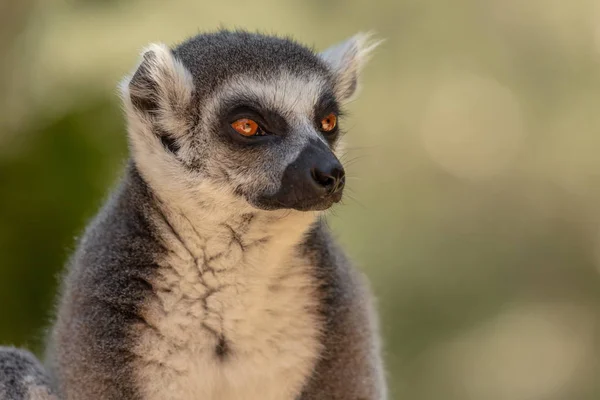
1,31 -> 386,400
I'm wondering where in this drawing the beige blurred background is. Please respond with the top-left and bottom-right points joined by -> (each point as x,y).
1,0 -> 600,399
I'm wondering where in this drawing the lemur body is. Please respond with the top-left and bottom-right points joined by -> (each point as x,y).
0,31 -> 386,399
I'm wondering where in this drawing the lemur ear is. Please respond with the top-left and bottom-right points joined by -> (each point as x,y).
319,33 -> 381,102
120,43 -> 195,137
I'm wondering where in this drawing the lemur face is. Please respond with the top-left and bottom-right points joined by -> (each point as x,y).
202,71 -> 344,211
121,31 -> 378,212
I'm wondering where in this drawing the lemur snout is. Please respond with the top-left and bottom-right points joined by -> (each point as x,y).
256,139 -> 345,211
279,139 -> 346,210
311,163 -> 345,197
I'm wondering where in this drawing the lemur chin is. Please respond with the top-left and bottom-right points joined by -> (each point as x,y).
0,30 -> 386,400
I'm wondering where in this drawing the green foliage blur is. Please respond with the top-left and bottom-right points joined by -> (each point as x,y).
1,0 -> 600,398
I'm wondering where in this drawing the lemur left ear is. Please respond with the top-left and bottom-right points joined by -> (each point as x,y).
120,43 -> 195,141
319,32 -> 382,102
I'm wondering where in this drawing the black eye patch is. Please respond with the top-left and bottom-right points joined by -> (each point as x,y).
314,91 -> 340,122
314,91 -> 342,144
222,100 -> 289,136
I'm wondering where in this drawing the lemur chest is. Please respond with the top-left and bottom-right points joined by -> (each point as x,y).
134,232 -> 322,400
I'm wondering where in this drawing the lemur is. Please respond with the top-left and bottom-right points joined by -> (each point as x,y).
0,30 -> 386,399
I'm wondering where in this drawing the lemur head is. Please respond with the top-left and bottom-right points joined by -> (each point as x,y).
121,31 -> 378,214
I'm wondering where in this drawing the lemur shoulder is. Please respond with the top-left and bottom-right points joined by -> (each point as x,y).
0,30 -> 386,400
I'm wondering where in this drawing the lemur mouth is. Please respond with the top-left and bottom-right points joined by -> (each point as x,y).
252,189 -> 343,212
292,192 -> 343,212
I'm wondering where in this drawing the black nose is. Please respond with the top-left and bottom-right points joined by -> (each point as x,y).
255,139 -> 346,211
311,165 -> 345,195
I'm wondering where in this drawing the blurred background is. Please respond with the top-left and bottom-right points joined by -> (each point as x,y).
1,0 -> 600,398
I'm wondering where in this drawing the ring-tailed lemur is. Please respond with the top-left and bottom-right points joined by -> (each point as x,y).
0,30 -> 386,399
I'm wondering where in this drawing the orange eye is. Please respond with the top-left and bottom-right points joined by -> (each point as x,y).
320,113 -> 337,132
231,118 -> 260,136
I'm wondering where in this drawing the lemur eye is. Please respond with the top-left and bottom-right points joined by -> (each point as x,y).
231,118 -> 261,136
320,113 -> 337,133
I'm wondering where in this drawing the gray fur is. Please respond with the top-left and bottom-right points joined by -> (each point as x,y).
299,226 -> 386,399
173,31 -> 332,105
46,167 -> 161,399
0,30 -> 385,399
0,347 -> 57,400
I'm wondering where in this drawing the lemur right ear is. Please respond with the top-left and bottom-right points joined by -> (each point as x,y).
319,33 -> 381,103
120,43 -> 195,138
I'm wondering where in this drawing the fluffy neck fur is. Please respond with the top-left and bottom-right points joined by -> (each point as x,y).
129,156 -> 319,278
126,161 -> 325,400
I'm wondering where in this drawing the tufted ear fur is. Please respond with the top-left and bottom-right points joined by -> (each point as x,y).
120,43 -> 195,153
319,33 -> 381,103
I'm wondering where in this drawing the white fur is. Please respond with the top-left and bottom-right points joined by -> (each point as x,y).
121,43 -> 195,138
132,197 -> 322,400
125,142 -> 324,397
